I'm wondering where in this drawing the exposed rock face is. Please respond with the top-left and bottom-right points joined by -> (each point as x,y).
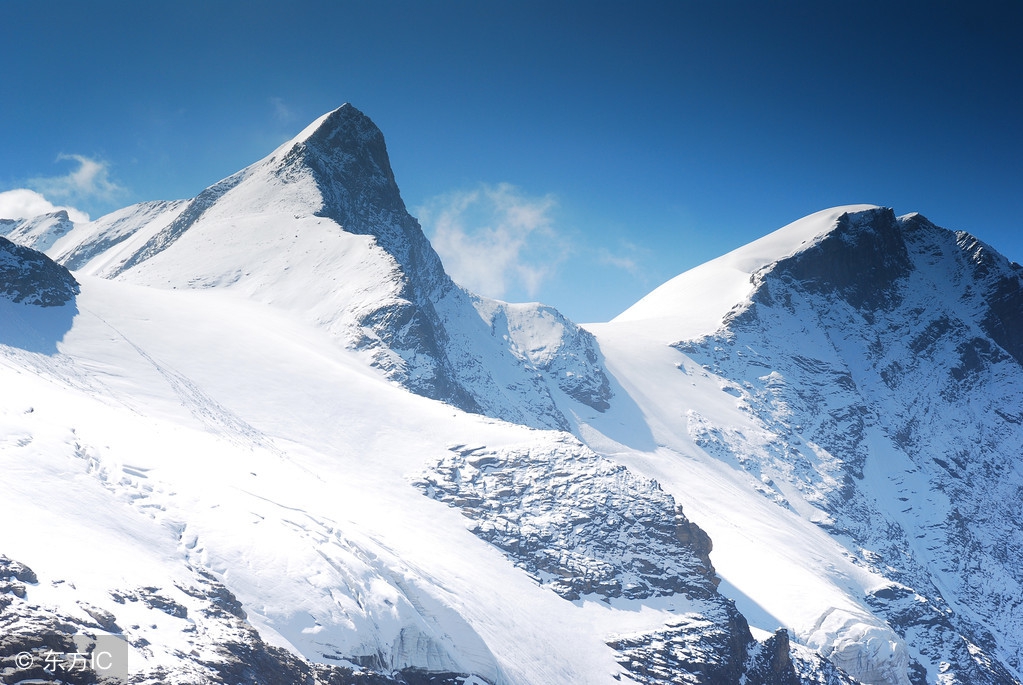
414,437 -> 718,602
677,207 -> 1023,684
0,554 -> 489,685
412,438 -> 845,684
0,236 -> 78,307
608,611 -> 824,685
762,207 -> 913,311
608,604 -> 756,685
0,238 -> 80,353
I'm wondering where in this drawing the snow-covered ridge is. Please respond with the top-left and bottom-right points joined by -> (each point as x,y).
0,210 -> 75,253
613,204 -> 880,337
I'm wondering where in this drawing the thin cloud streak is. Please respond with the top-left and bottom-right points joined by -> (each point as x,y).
596,240 -> 652,279
270,97 -> 295,124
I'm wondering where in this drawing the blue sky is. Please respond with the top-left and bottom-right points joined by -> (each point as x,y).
2,1 -> 1021,323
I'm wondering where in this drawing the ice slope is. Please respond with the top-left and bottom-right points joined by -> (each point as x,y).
47,104 -> 611,433
584,206 -> 1023,685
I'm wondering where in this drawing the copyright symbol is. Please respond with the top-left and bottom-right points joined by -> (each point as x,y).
14,651 -> 34,668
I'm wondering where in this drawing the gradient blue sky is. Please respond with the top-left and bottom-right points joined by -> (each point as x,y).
2,1 -> 1021,322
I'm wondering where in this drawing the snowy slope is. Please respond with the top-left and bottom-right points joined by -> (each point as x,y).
585,206 -> 1023,685
0,107 -> 814,685
1,266 -> 808,685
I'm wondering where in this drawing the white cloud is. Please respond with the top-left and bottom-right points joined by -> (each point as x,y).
28,154 -> 125,206
0,188 -> 90,223
418,183 -> 563,300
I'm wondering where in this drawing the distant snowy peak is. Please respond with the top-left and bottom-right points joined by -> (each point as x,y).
50,199 -> 189,273
296,104 -> 409,222
101,103 -> 439,284
0,209 -> 75,254
625,202 -> 1023,357
281,103 -> 450,290
733,208 -> 1023,363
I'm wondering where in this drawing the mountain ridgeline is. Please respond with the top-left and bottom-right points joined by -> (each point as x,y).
2,106 -> 1023,685
31,104 -> 612,430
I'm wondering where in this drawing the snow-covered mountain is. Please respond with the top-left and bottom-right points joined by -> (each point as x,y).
0,210 -> 76,254
39,105 -> 610,431
590,206 -> 1023,684
2,105 -> 1022,685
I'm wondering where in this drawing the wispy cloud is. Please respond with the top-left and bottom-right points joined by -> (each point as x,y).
270,97 -> 295,124
0,188 -> 90,223
418,183 -> 564,300
596,240 -> 651,278
28,154 -> 125,206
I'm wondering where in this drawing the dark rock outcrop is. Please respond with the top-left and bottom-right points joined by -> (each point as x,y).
0,236 -> 78,307
415,438 -> 719,602
609,607 -> 808,685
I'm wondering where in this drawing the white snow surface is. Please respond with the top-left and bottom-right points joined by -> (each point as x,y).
2,200 -> 909,684
580,317 -> 910,685
614,205 -> 879,338
1,277 -> 667,684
